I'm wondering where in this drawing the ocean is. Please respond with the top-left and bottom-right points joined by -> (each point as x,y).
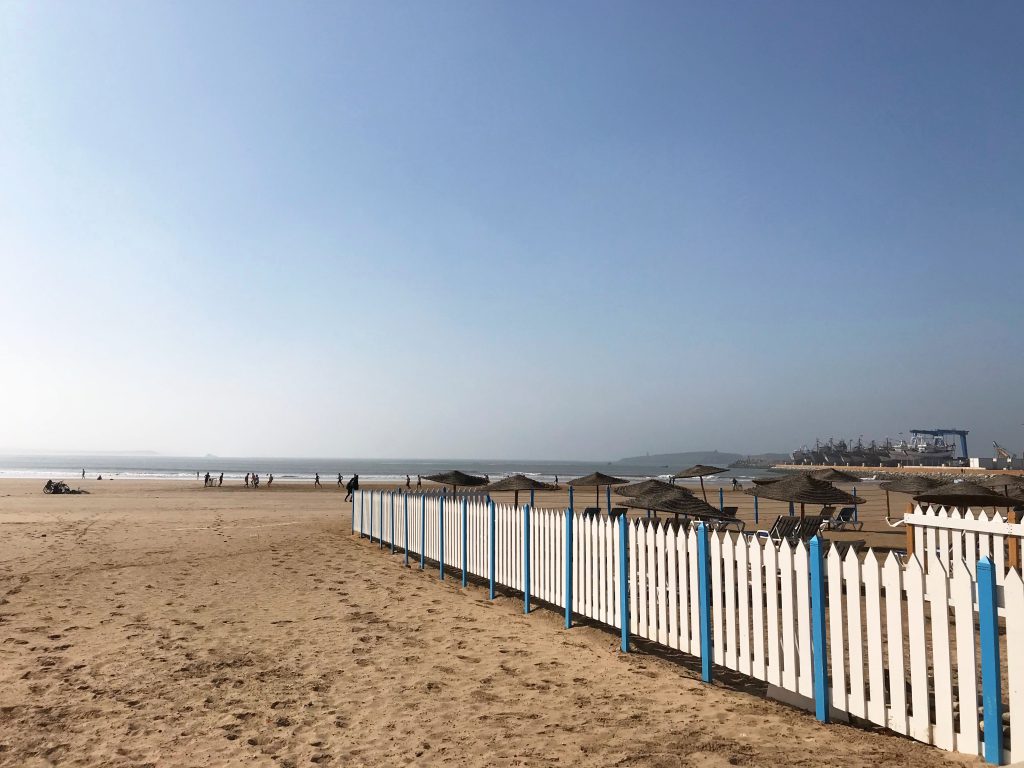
0,454 -> 777,486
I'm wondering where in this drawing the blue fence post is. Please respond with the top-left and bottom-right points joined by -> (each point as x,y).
419,496 -> 426,570
753,495 -> 759,525
461,497 -> 468,588
439,496 -> 445,580
530,488 -> 535,507
619,512 -> 629,652
565,506 -> 574,629
369,492 -> 374,541
719,487 -> 724,511
852,486 -> 858,523
523,504 -> 531,614
978,557 -> 1004,764
697,522 -> 712,683
359,491 -> 364,538
403,494 -> 409,567
379,492 -> 384,549
488,500 -> 496,600
390,493 -> 395,554
809,536 -> 830,723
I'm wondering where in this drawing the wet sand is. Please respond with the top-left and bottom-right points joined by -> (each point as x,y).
0,480 -> 977,767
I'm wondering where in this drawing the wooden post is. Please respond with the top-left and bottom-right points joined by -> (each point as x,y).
1009,508 -> 1021,570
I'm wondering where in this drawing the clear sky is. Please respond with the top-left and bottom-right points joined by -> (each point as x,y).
2,2 -> 1022,460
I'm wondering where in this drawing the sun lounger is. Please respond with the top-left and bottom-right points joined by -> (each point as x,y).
828,507 -> 863,532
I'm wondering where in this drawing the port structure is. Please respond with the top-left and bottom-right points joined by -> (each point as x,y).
909,428 -> 969,460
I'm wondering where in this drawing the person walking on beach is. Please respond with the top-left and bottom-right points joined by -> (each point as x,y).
82,469 -> 85,479
732,478 -> 739,491
253,473 -> 259,489
337,473 -> 343,487
204,471 -> 211,487
314,473 -> 321,488
344,475 -> 360,505
416,475 -> 421,489
406,474 -> 411,489
218,472 -> 224,487
245,473 -> 250,488
268,473 -> 274,486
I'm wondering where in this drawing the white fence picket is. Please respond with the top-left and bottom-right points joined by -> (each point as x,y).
862,551 -> 885,727
881,552 -> 907,735
1006,568 -> 1024,763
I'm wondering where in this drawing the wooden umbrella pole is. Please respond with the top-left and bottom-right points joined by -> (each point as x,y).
885,490 -> 891,521
800,502 -> 805,520
596,485 -> 600,509
699,477 -> 707,502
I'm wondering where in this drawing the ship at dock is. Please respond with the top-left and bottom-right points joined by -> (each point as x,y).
791,430 -> 966,467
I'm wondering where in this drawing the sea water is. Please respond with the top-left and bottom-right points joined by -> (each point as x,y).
0,454 -> 778,486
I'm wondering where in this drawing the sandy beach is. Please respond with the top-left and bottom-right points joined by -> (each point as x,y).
0,479 -> 978,767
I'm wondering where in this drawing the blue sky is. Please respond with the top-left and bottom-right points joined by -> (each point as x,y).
1,2 -> 1022,459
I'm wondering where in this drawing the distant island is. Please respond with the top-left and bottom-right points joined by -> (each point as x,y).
611,450 -> 788,471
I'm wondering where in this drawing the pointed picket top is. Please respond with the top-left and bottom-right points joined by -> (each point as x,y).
936,506 -> 950,522
1008,565 -> 1024,589
841,543 -> 859,570
722,530 -> 735,560
964,507 -> 976,522
904,550 -> 925,577
826,540 -> 845,571
793,537 -> 809,570
880,548 -> 905,573
779,536 -> 793,561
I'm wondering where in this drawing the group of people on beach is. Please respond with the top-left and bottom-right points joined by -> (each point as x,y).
244,472 -> 273,488
203,472 -> 223,487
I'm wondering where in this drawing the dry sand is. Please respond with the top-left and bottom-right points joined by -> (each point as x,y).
0,479 -> 978,767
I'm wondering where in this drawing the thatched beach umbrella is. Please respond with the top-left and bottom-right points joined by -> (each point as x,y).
567,472 -> 628,511
980,474 -> 1024,497
879,475 -> 944,520
744,473 -> 861,519
617,478 -> 690,498
752,475 -> 786,485
673,465 -> 727,502
808,467 -> 861,483
483,474 -> 555,507
913,481 -> 1024,511
621,489 -> 729,522
422,470 -> 488,495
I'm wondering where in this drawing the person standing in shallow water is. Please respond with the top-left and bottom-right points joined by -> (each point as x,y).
314,473 -> 321,488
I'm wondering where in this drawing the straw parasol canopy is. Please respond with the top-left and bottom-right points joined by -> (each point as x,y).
913,481 -> 1024,510
620,489 -> 725,521
672,464 -> 727,502
483,474 -> 555,506
422,470 -> 488,494
617,478 -> 692,499
879,475 -> 944,520
752,475 -> 786,485
808,467 -> 861,483
567,472 -> 628,509
879,476 -> 944,494
980,475 -> 1024,493
745,474 -> 861,518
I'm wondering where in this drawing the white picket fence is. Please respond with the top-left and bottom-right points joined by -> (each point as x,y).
353,492 -> 1022,764
906,505 -> 1023,586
